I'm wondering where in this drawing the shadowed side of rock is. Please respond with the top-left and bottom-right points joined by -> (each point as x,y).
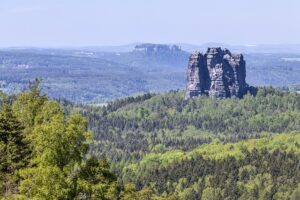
185,47 -> 257,99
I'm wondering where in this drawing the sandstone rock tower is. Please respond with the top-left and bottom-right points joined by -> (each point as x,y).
185,47 -> 255,99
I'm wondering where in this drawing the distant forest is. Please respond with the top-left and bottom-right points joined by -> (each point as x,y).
0,46 -> 300,102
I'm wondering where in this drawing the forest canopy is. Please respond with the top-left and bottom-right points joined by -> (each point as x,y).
0,81 -> 117,199
1,83 -> 300,199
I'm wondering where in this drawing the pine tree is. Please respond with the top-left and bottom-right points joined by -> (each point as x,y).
0,101 -> 28,197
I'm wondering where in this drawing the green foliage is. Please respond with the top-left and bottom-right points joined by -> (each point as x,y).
64,87 -> 300,199
120,184 -> 177,200
0,101 -> 28,197
201,187 -> 221,200
76,156 -> 118,199
19,165 -> 70,199
291,184 -> 300,200
0,83 -> 118,199
12,79 -> 48,142
122,133 -> 300,199
78,88 -> 300,174
2,84 -> 300,199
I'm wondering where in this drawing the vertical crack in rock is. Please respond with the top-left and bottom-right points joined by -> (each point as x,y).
185,47 -> 256,99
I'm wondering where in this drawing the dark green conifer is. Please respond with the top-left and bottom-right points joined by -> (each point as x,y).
0,101 -> 28,197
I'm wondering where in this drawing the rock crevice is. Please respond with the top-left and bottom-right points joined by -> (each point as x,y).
185,47 -> 256,99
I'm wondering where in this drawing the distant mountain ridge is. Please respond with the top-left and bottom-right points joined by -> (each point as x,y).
0,44 -> 189,102
133,43 -> 182,53
5,43 -> 300,54
0,43 -> 300,102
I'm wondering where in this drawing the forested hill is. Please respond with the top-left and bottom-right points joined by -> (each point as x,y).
1,84 -> 300,199
83,87 -> 300,163
0,47 -> 189,102
124,133 -> 300,199
68,87 -> 300,199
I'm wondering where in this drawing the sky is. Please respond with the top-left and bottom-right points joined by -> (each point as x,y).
0,0 -> 299,47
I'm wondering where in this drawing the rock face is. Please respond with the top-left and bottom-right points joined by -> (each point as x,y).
134,43 -> 182,54
185,47 -> 256,99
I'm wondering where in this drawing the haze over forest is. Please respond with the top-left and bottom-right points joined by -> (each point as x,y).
1,1 -> 300,200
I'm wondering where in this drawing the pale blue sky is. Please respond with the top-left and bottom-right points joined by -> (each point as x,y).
0,0 -> 299,47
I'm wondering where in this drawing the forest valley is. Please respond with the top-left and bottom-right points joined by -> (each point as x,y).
1,80 -> 300,199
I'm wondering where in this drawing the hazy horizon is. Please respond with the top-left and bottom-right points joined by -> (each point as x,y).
0,0 -> 299,47
4,42 -> 300,49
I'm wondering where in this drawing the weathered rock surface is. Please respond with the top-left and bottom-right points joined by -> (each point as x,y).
134,43 -> 182,54
185,47 -> 256,99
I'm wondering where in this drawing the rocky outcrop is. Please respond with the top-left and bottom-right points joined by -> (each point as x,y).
185,47 -> 256,99
134,43 -> 181,54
